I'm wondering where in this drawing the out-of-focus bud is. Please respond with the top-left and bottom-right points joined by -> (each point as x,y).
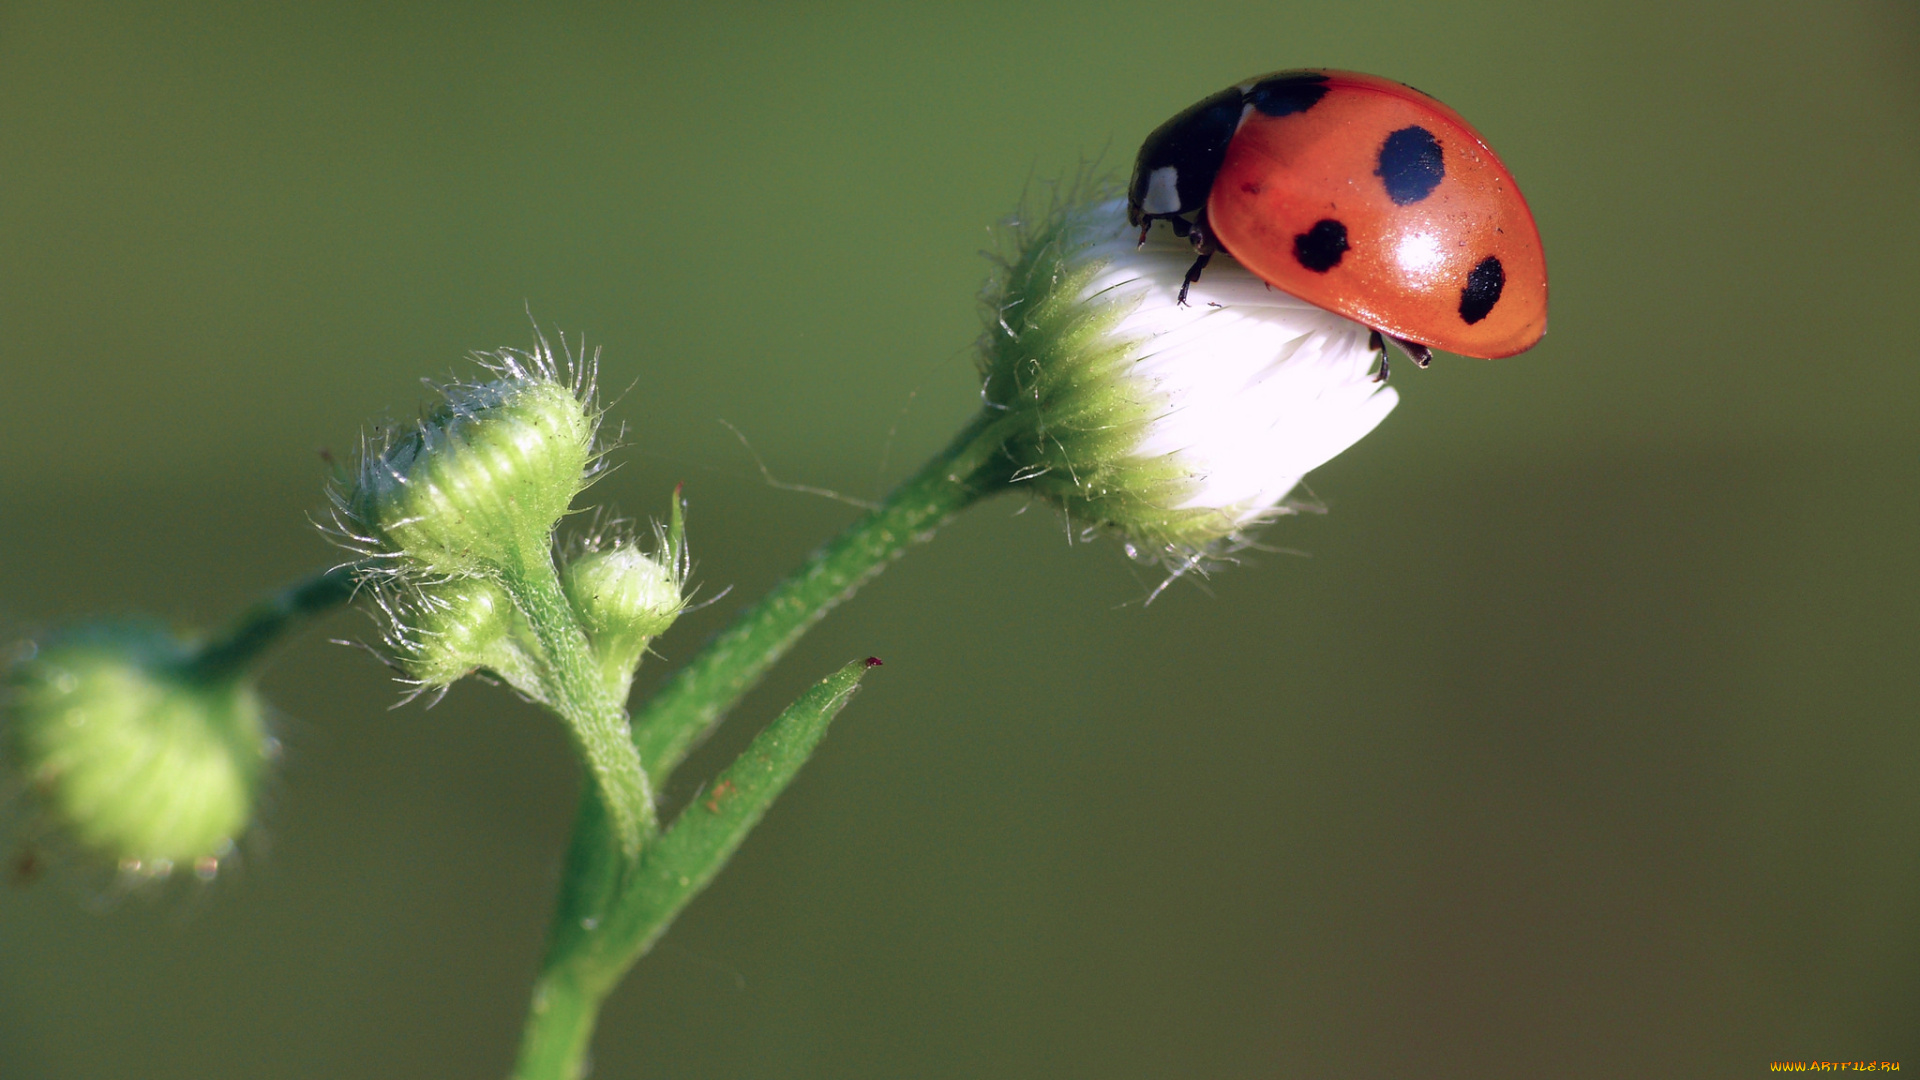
979,199 -> 1398,564
3,622 -> 268,879
336,345 -> 599,578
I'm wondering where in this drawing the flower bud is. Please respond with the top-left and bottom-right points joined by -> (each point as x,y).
980,199 -> 1398,561
3,623 -> 267,877
380,577 -> 546,703
338,347 -> 598,578
562,514 -> 687,700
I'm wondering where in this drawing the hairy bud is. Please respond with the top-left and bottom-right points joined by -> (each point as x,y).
562,498 -> 689,701
381,577 -> 547,703
337,345 -> 598,578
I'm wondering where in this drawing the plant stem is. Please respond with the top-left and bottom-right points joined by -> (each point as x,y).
501,544 -> 656,863
512,408 -> 1020,1080
185,562 -> 364,683
630,409 -> 1018,786
512,958 -> 603,1080
513,659 -> 879,1080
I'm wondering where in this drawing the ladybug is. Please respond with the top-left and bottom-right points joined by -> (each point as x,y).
1127,69 -> 1547,373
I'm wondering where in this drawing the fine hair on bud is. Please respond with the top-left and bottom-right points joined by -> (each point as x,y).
978,191 -> 1399,583
560,501 -> 690,701
329,337 -> 604,583
371,576 -> 547,706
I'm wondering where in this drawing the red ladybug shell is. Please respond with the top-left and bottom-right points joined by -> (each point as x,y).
1207,71 -> 1546,358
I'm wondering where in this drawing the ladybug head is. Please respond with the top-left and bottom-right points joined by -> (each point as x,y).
1125,85 -> 1243,227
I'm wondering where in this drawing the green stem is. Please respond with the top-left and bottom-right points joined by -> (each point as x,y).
513,659 -> 879,1080
185,561 -> 364,683
630,409 -> 1018,786
512,786 -> 619,1080
512,959 -> 603,1080
511,408 -> 1019,1080
500,545 -> 656,863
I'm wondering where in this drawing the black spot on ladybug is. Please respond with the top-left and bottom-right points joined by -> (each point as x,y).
1458,255 -> 1505,323
1293,219 -> 1349,272
1240,181 -> 1263,196
1375,126 -> 1445,205
1247,73 -> 1330,117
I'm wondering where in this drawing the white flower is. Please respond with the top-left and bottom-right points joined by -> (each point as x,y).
1084,201 -> 1399,526
979,198 -> 1398,560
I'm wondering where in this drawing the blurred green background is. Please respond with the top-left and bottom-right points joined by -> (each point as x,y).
2,1 -> 1915,1077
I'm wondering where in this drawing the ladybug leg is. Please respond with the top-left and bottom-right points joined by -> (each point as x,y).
1368,333 -> 1433,383
1388,335 -> 1433,369
1176,212 -> 1219,306
1177,251 -> 1214,306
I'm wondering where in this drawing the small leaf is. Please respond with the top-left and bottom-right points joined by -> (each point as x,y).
607,658 -> 880,956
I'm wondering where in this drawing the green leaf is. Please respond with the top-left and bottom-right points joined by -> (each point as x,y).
613,657 -> 881,956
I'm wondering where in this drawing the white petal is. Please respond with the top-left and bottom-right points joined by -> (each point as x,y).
1075,201 -> 1399,527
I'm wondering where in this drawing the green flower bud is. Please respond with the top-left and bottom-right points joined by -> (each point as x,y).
562,499 -> 688,700
379,577 -> 546,704
337,346 -> 599,578
979,199 -> 1398,562
4,623 -> 268,878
